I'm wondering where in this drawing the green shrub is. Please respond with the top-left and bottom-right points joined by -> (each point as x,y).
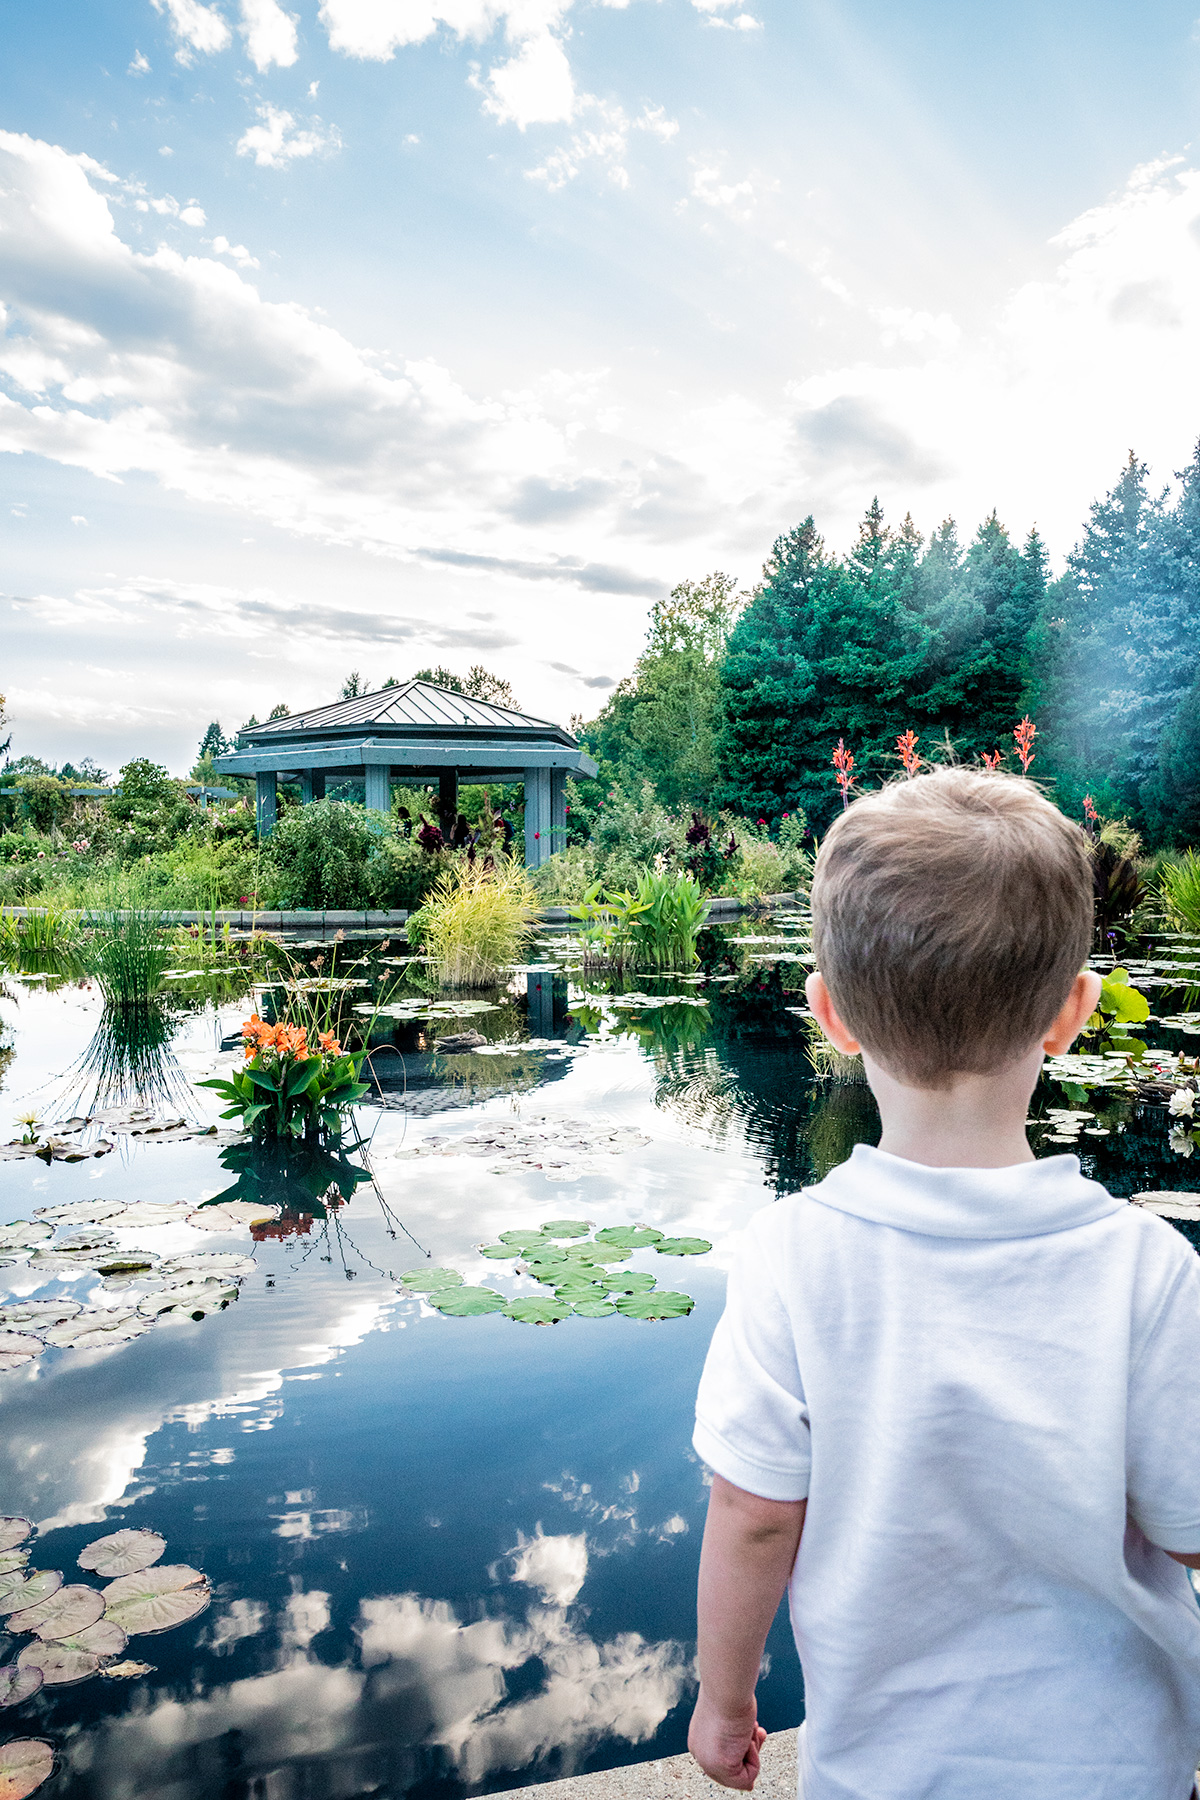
593,782 -> 688,891
262,799 -> 387,909
376,833 -> 446,911
1160,849 -> 1200,931
108,758 -> 197,859
422,858 -> 536,987
530,845 -> 598,905
13,775 -> 74,834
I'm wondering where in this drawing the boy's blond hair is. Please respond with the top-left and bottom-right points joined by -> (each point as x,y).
811,767 -> 1095,1088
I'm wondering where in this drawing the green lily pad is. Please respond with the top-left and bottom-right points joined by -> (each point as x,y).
575,1245 -> 632,1264
101,1566 -> 211,1636
0,1573 -> 62,1617
477,1244 -> 519,1260
401,1269 -> 463,1292
427,1287 -> 507,1316
570,1298 -> 616,1318
8,1585 -> 104,1642
606,1271 -> 657,1295
519,1248 -> 569,1273
0,1522 -> 31,1556
593,1227 -> 664,1250
0,1553 -> 29,1578
498,1229 -> 552,1248
655,1237 -> 712,1256
553,1281 -> 609,1304
615,1290 -> 695,1321
15,1642 -> 100,1686
77,1530 -> 165,1579
539,1220 -> 591,1238
504,1297 -> 572,1325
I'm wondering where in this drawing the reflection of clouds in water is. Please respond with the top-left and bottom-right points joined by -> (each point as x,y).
0,1287 -> 392,1530
507,1525 -> 588,1605
207,1597 -> 268,1654
545,1471 -> 692,1552
70,1582 -> 690,1794
273,1507 -> 364,1541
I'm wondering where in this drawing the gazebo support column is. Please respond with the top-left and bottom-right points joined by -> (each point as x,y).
365,765 -> 391,814
524,766 -> 552,868
300,770 -> 326,805
438,770 -> 458,838
256,771 -> 278,838
550,769 -> 567,860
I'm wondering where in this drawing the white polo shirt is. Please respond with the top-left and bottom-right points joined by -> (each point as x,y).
694,1145 -> 1200,1800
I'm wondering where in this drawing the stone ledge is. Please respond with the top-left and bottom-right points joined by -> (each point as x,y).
488,1730 -> 798,1800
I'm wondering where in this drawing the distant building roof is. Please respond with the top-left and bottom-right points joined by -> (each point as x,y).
238,680 -> 575,749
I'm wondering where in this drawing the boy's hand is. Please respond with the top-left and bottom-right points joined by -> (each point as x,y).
688,1690 -> 768,1790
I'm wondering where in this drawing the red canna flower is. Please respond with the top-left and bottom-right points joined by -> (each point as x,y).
1013,715 -> 1037,775
895,729 -> 920,777
982,750 -> 1002,772
831,738 -> 855,810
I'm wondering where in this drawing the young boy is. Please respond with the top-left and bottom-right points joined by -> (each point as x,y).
690,768 -> 1200,1799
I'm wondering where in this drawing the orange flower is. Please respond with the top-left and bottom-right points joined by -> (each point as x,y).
242,1015 -> 275,1058
318,1030 -> 340,1056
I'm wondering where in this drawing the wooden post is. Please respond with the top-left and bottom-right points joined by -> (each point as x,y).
256,771 -> 278,837
524,767 -> 552,867
439,769 -> 458,838
550,769 -> 567,860
365,765 -> 390,813
300,770 -> 326,805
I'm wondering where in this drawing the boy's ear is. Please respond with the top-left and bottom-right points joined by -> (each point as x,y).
1042,969 -> 1103,1055
806,972 -> 861,1055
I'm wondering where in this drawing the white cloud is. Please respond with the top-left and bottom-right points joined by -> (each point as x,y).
151,0 -> 233,61
239,0 -> 300,69
128,50 -> 151,74
482,29 -> 575,128
690,0 -> 760,24
527,100 -> 677,189
507,1527 -> 588,1605
689,163 -> 756,214
179,203 -> 207,226
70,514 -> 88,525
212,233 -> 261,266
208,1597 -> 269,1653
236,104 -> 343,167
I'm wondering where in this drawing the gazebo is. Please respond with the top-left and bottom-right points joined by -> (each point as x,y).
211,680 -> 597,869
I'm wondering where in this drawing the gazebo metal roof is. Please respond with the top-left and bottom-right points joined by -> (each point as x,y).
212,679 -> 595,866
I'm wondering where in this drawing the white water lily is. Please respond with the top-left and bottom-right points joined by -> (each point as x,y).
1168,1087 -> 1197,1117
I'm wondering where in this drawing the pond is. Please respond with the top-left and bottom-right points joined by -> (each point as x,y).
0,918 -> 1197,1799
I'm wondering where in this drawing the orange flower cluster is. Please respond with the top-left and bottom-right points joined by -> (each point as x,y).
240,1015 -> 339,1061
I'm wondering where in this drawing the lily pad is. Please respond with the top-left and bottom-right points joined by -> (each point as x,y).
0,1225 -> 51,1251
0,1665 -> 42,1708
498,1229 -> 553,1248
0,1303 -> 79,1330
78,1530 -> 166,1579
574,1244 -> 632,1264
94,1256 -> 159,1278
56,1619 -> 127,1658
118,1202 -> 196,1228
8,1585 -> 105,1641
570,1299 -> 616,1318
614,1290 -> 695,1320
426,1287 -> 507,1317
42,1312 -> 140,1348
0,1525 -> 31,1556
140,1287 -> 235,1322
400,1269 -> 463,1293
605,1271 -> 658,1295
0,1738 -> 54,1798
593,1227 -> 664,1249
504,1297 -> 572,1325
99,1659 -> 154,1679
553,1282 -> 609,1305
0,1574 -> 62,1617
0,1557 -> 28,1579
0,1338 -> 42,1375
477,1245 -> 519,1260
158,1253 -> 255,1278
16,1643 -> 100,1686
33,1199 -> 126,1224
539,1220 -> 591,1237
655,1237 -> 712,1256
187,1203 -> 275,1232
102,1565 -> 211,1635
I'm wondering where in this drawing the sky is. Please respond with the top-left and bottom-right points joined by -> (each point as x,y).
4,0 -> 1200,774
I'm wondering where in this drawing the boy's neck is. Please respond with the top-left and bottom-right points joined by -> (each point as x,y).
863,1047 -> 1041,1170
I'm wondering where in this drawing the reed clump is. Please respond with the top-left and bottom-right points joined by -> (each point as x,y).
420,859 -> 536,989
1160,850 -> 1200,932
85,900 -> 173,1005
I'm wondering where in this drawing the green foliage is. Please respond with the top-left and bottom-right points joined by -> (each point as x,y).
1081,966 -> 1151,1057
412,665 -> 520,709
529,845 -> 598,905
1160,850 -> 1200,930
262,798 -> 386,909
198,1015 -> 369,1140
13,774 -> 75,833
421,858 -> 536,987
574,868 -> 707,971
0,903 -> 79,963
108,760 -> 195,858
84,900 -> 173,1006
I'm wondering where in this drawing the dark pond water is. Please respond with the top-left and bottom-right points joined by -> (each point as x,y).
0,920 -> 1197,1798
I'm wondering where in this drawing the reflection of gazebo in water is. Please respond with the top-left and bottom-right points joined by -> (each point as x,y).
213,680 -> 597,868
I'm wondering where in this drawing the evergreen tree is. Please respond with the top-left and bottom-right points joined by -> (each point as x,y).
1146,659 -> 1200,845
197,721 -> 229,761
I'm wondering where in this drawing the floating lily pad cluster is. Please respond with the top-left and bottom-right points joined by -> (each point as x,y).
393,1115 -> 651,1181
0,1197 -> 258,1370
0,1517 -> 211,1797
0,1107 -> 240,1163
401,1220 -> 711,1325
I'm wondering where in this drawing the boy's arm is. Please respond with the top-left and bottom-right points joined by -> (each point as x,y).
689,1475 -> 806,1790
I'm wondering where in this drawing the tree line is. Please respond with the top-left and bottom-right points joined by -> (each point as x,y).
579,447 -> 1200,844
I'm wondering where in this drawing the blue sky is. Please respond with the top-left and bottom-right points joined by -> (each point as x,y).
4,0 -> 1200,772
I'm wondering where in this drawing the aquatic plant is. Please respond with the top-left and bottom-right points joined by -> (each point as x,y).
84,901 -> 172,1006
573,869 -> 707,972
59,1001 -> 191,1121
0,906 -> 78,966
1160,850 -> 1200,931
803,1016 -> 866,1084
1080,967 -> 1151,1058
198,1014 -> 369,1139
420,858 -> 536,988
1090,839 -> 1145,942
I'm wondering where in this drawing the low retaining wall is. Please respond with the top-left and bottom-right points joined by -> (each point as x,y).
1,891 -> 804,934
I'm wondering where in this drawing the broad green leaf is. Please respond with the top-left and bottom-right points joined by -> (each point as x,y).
285,1060 -> 323,1099
57,1619 -> 127,1657
244,1068 -> 279,1095
0,1522 -> 31,1556
539,1220 -> 591,1238
606,1271 -> 657,1295
400,1268 -> 463,1292
0,1573 -> 62,1617
8,1585 -> 104,1642
0,1737 -> 55,1797
498,1229 -> 552,1248
655,1237 -> 712,1256
1098,971 -> 1150,1024
593,1226 -> 664,1250
102,1565 -> 210,1635
614,1290 -> 695,1321
553,1282 -> 609,1304
78,1530 -> 165,1580
477,1245 -> 519,1260
16,1641 -> 99,1686
428,1286 -> 507,1317
504,1297 -> 572,1325
570,1299 -> 616,1318
0,1664 -> 42,1707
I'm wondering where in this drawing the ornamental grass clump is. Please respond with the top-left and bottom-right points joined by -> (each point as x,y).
85,902 -> 172,1006
421,858 -> 536,989
1160,849 -> 1200,932
198,1014 -> 369,1140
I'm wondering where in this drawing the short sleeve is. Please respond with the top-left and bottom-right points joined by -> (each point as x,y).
1126,1245 -> 1200,1553
693,1212 -> 810,1502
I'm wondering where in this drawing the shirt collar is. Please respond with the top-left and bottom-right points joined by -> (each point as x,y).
807,1143 -> 1124,1240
